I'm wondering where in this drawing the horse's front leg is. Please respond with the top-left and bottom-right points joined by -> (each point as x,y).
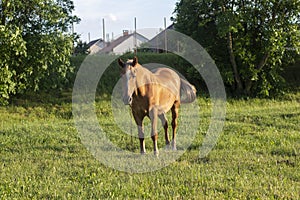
137,125 -> 146,154
133,113 -> 146,154
149,107 -> 159,156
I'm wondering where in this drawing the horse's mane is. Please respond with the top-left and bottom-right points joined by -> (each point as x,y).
132,64 -> 152,97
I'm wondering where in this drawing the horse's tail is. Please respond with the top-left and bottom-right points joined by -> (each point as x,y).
180,78 -> 197,104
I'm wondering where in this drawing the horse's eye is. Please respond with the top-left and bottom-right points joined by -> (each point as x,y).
132,70 -> 137,77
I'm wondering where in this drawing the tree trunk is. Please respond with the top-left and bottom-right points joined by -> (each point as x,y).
244,79 -> 253,95
221,5 -> 243,93
256,53 -> 269,71
0,1 -> 6,25
227,31 -> 243,92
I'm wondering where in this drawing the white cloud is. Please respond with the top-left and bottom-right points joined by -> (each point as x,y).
105,13 -> 118,22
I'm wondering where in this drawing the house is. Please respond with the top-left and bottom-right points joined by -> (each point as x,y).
87,31 -> 149,55
87,39 -> 106,54
94,30 -> 149,55
146,24 -> 175,53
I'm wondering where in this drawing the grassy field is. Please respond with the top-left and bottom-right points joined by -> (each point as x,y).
1,92 -> 299,199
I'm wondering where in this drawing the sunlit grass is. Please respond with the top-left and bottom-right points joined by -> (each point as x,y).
0,92 -> 299,199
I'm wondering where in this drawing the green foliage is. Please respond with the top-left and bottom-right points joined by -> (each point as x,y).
74,40 -> 89,55
70,53 -> 300,97
173,0 -> 300,96
283,60 -> 300,89
70,53 -> 205,95
0,0 -> 79,105
0,25 -> 27,105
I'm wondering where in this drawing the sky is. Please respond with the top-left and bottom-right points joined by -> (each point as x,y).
72,0 -> 178,43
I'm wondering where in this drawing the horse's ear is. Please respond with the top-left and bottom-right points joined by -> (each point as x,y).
118,58 -> 124,68
132,56 -> 138,67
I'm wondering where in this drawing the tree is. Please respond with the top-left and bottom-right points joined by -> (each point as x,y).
173,0 -> 300,96
74,40 -> 89,55
0,0 -> 79,104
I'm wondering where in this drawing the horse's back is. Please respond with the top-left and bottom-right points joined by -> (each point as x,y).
151,68 -> 181,95
147,68 -> 180,113
151,68 -> 180,107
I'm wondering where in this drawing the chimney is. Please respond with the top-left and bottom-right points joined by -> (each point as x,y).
123,30 -> 129,36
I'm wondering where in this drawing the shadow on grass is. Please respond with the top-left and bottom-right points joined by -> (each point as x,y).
11,90 -> 73,106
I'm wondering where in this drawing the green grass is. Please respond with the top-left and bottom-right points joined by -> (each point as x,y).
1,92 -> 299,199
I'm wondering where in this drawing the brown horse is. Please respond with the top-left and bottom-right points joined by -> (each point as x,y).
118,56 -> 196,156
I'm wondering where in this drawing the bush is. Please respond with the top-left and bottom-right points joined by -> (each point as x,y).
70,53 -> 206,96
68,53 -> 300,98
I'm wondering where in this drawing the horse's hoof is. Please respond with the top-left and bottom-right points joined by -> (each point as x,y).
140,151 -> 146,155
154,151 -> 159,157
164,144 -> 171,151
171,140 -> 177,151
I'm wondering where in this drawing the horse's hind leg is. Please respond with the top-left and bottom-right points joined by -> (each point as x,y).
149,108 -> 159,156
171,101 -> 180,151
158,113 -> 170,147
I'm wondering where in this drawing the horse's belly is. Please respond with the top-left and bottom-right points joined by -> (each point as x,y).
157,90 -> 177,113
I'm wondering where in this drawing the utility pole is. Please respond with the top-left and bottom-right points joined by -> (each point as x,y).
134,17 -> 137,55
164,17 -> 168,53
71,22 -> 74,34
102,18 -> 106,44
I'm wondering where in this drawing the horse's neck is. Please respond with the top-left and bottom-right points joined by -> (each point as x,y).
135,65 -> 155,96
136,64 -> 155,83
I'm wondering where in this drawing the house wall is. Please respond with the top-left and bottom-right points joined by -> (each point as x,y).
89,45 -> 102,54
113,35 -> 148,55
89,41 -> 106,54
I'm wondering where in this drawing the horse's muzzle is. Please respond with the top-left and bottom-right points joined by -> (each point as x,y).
123,96 -> 132,105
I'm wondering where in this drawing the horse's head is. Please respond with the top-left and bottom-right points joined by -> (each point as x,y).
118,56 -> 139,105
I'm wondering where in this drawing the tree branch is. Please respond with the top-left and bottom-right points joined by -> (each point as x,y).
256,53 -> 270,71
